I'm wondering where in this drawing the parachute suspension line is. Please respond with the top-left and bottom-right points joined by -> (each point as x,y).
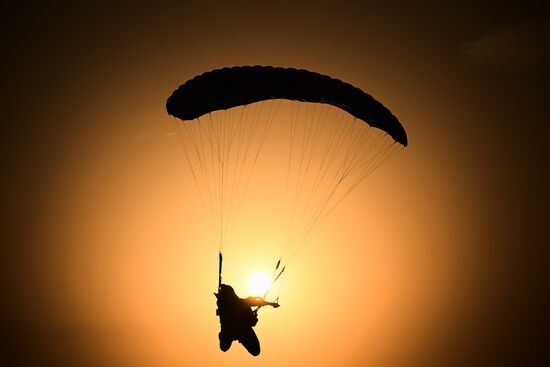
283,103 -> 305,260
284,106 -> 350,257
256,258 -> 285,307
281,102 -> 313,264
277,103 -> 346,292
205,111 -> 224,250
222,100 -> 280,244
270,258 -> 281,281
198,114 -> 223,251
172,118 -> 218,234
217,101 -> 281,296
222,105 -> 249,245
280,101 -> 298,263
268,265 -> 286,299
173,100 -> 278,257
293,134 -> 394,253
282,101 -> 301,263
291,103 -> 328,230
289,141 -> 402,260
264,258 -> 282,298
189,117 -> 215,226
272,265 -> 287,304
211,111 -> 224,250
255,257 -> 285,312
277,102 -> 405,268
282,103 -> 350,263
170,118 -> 214,230
298,122 -> 378,231
284,103 -> 325,260
219,108 -> 228,250
215,107 -> 238,251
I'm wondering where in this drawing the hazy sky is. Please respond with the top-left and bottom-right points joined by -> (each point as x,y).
3,1 -> 549,366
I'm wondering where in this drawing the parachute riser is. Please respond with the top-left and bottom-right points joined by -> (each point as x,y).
218,252 -> 223,290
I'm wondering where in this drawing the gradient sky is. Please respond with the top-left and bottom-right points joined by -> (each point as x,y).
4,1 -> 549,366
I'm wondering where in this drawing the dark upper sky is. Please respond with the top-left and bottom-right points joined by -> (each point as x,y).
3,1 -> 549,366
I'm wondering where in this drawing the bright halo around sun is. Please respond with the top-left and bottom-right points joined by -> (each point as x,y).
248,272 -> 271,296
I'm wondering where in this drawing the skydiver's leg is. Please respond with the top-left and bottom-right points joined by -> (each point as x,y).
219,330 -> 233,352
238,328 -> 260,356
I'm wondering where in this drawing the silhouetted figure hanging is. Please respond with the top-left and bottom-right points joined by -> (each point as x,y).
215,284 -> 279,356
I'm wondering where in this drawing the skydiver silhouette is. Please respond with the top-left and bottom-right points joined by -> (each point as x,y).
215,284 -> 279,356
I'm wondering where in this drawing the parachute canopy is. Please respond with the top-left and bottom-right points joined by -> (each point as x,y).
166,66 -> 407,146
167,66 -> 408,297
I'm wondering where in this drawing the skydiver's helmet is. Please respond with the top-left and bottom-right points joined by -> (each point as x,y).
217,284 -> 237,299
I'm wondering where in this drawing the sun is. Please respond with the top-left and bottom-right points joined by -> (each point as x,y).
248,272 -> 272,296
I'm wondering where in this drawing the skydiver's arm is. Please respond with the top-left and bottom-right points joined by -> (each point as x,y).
244,296 -> 280,308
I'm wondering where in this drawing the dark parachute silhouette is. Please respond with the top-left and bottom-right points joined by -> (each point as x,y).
166,66 -> 407,355
167,66 -> 407,146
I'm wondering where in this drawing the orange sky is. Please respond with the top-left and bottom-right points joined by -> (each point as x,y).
4,1 -> 549,366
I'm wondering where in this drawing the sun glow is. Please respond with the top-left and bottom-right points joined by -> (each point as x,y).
248,272 -> 271,296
